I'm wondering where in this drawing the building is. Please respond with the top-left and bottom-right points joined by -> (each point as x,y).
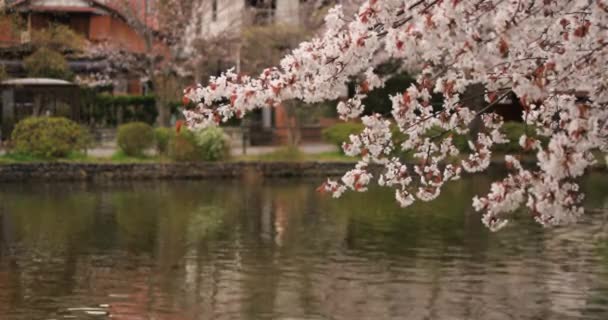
0,0 -> 167,95
0,77 -> 82,139
186,0 -> 345,145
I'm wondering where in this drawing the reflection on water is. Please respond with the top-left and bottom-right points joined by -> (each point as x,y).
0,175 -> 606,320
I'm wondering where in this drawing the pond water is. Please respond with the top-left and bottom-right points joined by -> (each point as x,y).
0,174 -> 607,320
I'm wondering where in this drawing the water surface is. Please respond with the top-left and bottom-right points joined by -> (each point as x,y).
0,174 -> 607,320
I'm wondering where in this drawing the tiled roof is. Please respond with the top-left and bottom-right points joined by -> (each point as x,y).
7,0 -> 158,29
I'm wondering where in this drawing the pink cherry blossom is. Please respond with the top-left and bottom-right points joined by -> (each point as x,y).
185,0 -> 608,231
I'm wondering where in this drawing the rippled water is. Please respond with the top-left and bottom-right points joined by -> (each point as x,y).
0,174 -> 607,320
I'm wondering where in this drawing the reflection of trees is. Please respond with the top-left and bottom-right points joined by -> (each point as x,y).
1,191 -> 96,252
0,175 -> 607,319
0,186 -> 97,318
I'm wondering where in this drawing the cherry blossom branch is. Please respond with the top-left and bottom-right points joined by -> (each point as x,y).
184,0 -> 608,231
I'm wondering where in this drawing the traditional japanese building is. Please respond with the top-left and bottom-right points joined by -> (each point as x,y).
0,0 -> 166,95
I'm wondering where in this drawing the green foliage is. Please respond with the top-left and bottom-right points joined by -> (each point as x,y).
494,122 -> 547,154
80,91 -> 161,126
108,150 -> 160,163
322,122 -> 365,152
394,122 -> 546,157
361,72 -> 416,116
169,130 -> 199,162
154,127 -> 174,155
31,24 -> 85,51
24,47 -> 73,80
193,126 -> 231,161
117,122 -> 154,156
256,145 -> 306,162
169,127 -> 231,162
11,117 -> 88,158
95,94 -> 157,107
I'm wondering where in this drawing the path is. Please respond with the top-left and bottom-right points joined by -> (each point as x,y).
84,142 -> 337,158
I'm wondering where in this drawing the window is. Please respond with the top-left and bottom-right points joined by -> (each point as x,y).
246,0 -> 277,25
212,0 -> 218,21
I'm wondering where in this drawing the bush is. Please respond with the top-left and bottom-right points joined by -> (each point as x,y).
169,127 -> 231,162
194,126 -> 231,161
24,47 -> 73,80
154,127 -> 174,156
169,130 -> 199,162
87,94 -> 158,126
322,122 -> 365,152
117,122 -> 154,156
31,24 -> 84,51
11,117 -> 87,158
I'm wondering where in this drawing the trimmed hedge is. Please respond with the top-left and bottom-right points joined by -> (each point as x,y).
11,117 -> 87,158
169,130 -> 199,162
154,127 -> 174,156
92,94 -> 158,126
117,122 -> 154,156
194,126 -> 231,161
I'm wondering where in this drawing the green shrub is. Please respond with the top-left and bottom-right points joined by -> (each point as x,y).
169,130 -> 199,162
194,126 -> 231,161
11,117 -> 87,158
154,127 -> 174,156
117,122 -> 154,156
31,24 -> 85,51
322,122 -> 365,152
24,47 -> 73,80
89,94 -> 158,125
169,127 -> 231,162
417,122 -> 547,155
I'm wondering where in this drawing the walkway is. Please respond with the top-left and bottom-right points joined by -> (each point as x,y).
85,143 -> 337,158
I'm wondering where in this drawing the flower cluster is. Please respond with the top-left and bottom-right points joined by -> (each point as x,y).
185,0 -> 608,231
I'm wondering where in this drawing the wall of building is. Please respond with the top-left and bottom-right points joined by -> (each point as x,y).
201,0 -> 244,38
275,0 -> 299,25
89,14 -> 147,53
0,16 -> 18,46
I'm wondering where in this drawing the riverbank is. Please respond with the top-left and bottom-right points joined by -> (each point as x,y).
0,160 -> 605,182
0,162 -> 362,182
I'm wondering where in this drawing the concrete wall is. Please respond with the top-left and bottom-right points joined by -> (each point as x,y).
198,0 -> 244,38
276,0 -> 299,25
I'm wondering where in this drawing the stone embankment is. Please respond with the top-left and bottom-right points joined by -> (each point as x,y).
0,161 -> 604,182
0,162 -> 362,182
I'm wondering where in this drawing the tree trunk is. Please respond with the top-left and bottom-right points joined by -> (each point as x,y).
463,83 -> 486,137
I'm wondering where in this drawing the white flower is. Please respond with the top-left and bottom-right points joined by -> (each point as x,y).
183,0 -> 608,231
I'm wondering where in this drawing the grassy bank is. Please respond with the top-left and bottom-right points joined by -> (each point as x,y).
1,148 -> 606,168
0,148 -> 354,164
